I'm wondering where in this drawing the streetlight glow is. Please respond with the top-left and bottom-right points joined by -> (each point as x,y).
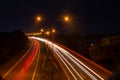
64,16 -> 69,21
52,29 -> 56,33
36,16 -> 41,21
40,29 -> 44,32
46,31 -> 50,35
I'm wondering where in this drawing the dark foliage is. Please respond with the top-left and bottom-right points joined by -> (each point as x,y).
55,34 -> 103,59
0,30 -> 29,65
0,75 -> 3,80
89,34 -> 120,72
55,33 -> 120,72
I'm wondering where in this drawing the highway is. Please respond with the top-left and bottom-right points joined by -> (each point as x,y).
0,39 -> 67,80
31,37 -> 113,80
0,36 -> 112,80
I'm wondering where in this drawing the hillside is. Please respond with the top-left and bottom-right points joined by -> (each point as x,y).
0,30 -> 30,66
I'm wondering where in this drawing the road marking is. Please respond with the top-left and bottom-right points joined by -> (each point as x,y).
32,47 -> 40,80
55,50 -> 77,80
49,55 -> 59,70
42,55 -> 46,69
55,48 -> 84,80
3,43 -> 34,78
53,61 -> 59,70
54,54 -> 71,80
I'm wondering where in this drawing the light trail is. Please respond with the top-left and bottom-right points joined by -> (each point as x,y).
60,47 -> 103,79
13,41 -> 39,80
3,40 -> 39,80
3,42 -> 34,78
54,48 -> 84,80
52,44 -> 103,80
32,45 -> 40,80
54,46 -> 98,80
29,37 -> 105,80
54,48 -> 78,80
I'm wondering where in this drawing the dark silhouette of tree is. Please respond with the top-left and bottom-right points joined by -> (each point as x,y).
89,34 -> 120,72
0,75 -> 3,80
0,30 -> 29,66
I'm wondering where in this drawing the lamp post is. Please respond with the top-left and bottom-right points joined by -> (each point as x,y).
51,29 -> 56,55
40,29 -> 44,37
63,15 -> 75,34
52,29 -> 56,42
36,15 -> 43,37
46,31 -> 50,52
46,31 -> 50,36
40,29 -> 44,32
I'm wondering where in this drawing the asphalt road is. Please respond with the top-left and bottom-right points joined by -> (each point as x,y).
1,40 -> 39,80
0,39 -> 67,80
0,36 -> 113,80
31,37 -> 113,80
36,43 -> 67,80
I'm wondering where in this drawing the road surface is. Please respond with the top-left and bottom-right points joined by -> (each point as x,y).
0,39 -> 67,80
31,37 -> 113,80
1,40 -> 39,80
0,36 -> 113,80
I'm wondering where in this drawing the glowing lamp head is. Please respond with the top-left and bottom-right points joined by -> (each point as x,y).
52,29 -> 56,33
46,31 -> 50,35
37,16 -> 41,21
64,16 -> 69,22
40,29 -> 44,32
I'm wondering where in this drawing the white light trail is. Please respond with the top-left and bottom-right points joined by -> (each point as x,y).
53,46 -> 98,80
54,48 -> 78,80
54,48 -> 84,80
29,37 -> 104,80
51,44 -> 104,80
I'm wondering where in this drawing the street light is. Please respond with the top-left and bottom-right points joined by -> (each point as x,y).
45,31 -> 50,52
40,29 -> 44,32
64,16 -> 69,21
46,31 -> 50,35
62,14 -> 76,35
63,15 -> 71,22
40,29 -> 44,37
51,29 -> 56,55
52,29 -> 56,33
36,16 -> 41,22
52,29 -> 56,41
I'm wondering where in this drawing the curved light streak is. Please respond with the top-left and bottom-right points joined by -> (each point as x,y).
29,37 -> 104,80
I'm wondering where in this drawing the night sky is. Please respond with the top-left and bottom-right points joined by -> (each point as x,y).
0,0 -> 120,35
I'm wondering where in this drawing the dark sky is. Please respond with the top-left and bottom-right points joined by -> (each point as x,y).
0,0 -> 120,35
